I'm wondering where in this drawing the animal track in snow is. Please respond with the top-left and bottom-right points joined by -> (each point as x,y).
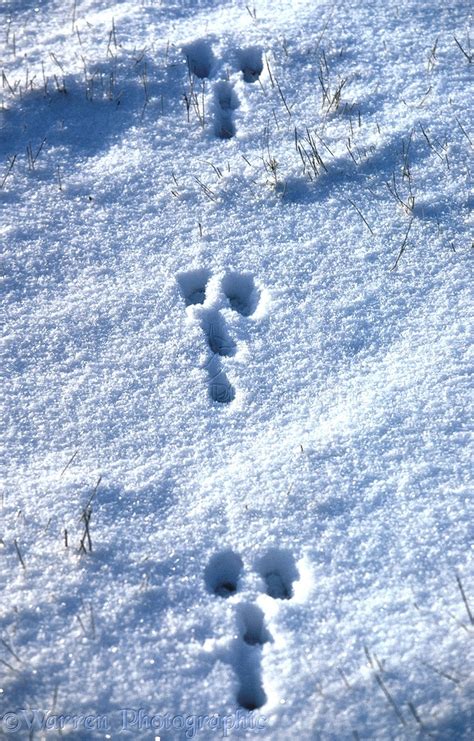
222,272 -> 260,316
237,47 -> 264,84
205,549 -> 299,711
177,270 -> 261,405
183,39 -> 216,79
234,603 -> 272,710
201,308 -> 236,357
177,268 -> 210,306
181,39 -> 263,139
214,81 -> 239,140
255,548 -> 299,600
204,550 -> 243,597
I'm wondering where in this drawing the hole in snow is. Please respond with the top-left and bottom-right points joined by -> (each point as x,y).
221,272 -> 260,316
237,681 -> 267,712
256,548 -> 299,599
204,550 -> 243,597
216,117 -> 236,140
205,345 -> 236,404
237,603 -> 272,646
183,39 -> 215,79
201,308 -> 236,357
208,371 -> 235,404
214,82 -> 239,140
236,670 -> 267,711
237,46 -> 263,83
177,269 -> 210,306
233,604 -> 272,710
215,81 -> 239,111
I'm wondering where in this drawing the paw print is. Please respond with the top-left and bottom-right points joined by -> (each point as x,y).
177,270 -> 261,404
204,548 -> 299,710
182,38 -> 263,139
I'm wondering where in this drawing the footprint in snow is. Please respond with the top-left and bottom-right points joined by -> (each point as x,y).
177,270 -> 261,405
205,548 -> 299,710
182,38 -> 263,140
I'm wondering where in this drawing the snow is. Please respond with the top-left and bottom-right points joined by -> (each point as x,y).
1,0 -> 473,738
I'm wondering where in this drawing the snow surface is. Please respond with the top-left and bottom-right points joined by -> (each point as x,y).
1,0 -> 473,738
